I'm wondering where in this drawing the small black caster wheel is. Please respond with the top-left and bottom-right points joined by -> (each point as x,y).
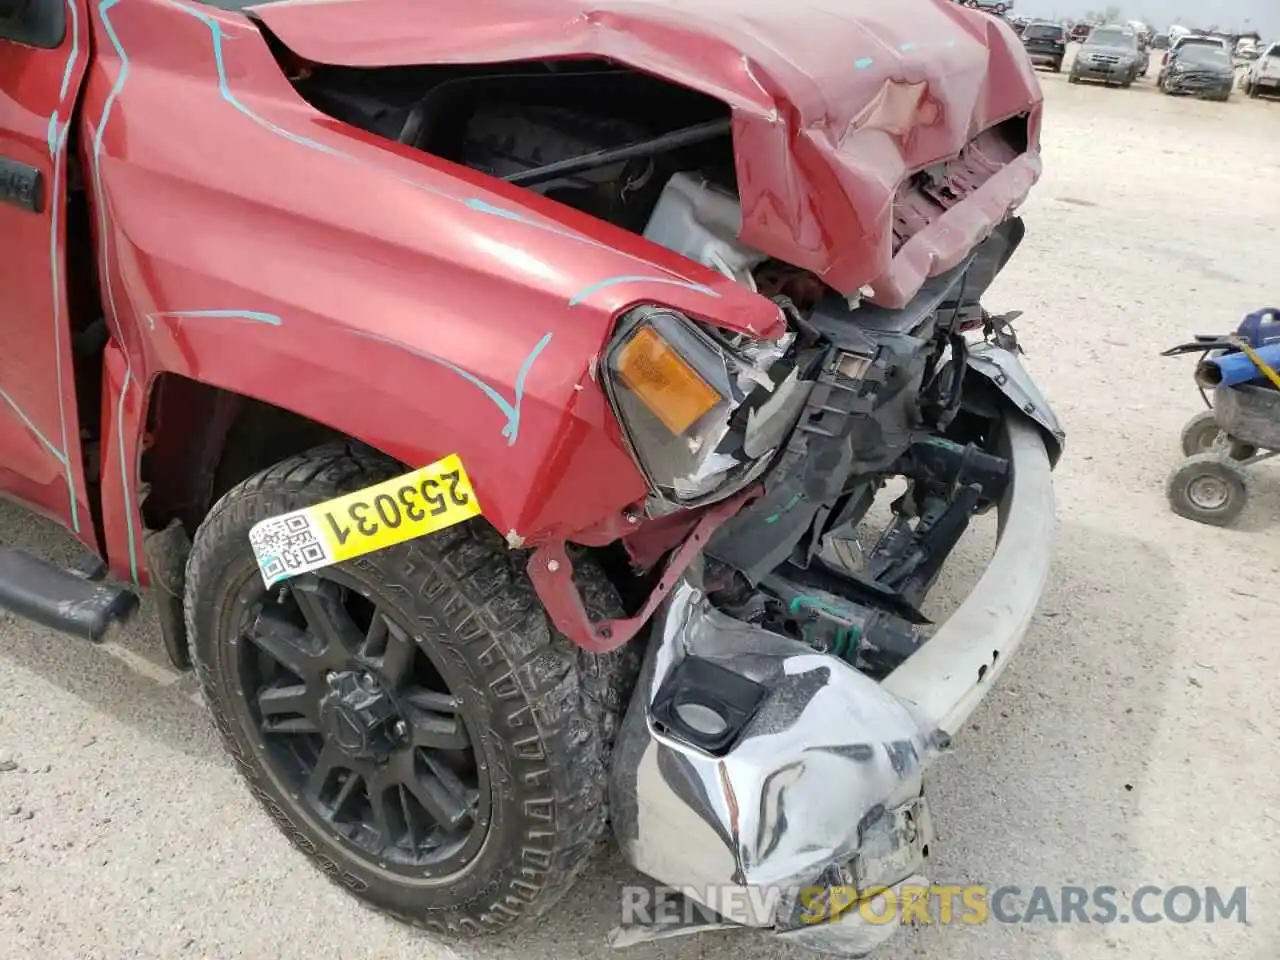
1179,410 -> 1257,459
1166,453 -> 1249,526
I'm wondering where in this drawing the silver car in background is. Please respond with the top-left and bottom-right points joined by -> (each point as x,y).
1242,43 -> 1280,99
1070,25 -> 1144,87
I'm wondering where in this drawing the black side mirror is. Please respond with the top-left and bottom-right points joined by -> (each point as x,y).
0,0 -> 31,21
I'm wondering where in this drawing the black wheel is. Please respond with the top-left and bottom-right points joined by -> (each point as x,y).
185,442 -> 638,935
1052,59 -> 1062,73
1165,453 -> 1249,526
1180,409 -> 1258,459
1069,72 -> 1080,84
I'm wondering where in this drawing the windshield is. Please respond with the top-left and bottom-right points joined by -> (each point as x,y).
1180,45 -> 1232,67
1025,24 -> 1064,40
1266,45 -> 1280,60
1087,29 -> 1134,47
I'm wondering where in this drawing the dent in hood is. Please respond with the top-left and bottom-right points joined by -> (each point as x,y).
250,0 -> 1044,308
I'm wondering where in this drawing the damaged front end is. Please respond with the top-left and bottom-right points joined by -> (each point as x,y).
593,197 -> 1062,953
249,5 -> 1062,949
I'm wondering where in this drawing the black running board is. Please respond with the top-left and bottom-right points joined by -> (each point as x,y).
0,547 -> 137,642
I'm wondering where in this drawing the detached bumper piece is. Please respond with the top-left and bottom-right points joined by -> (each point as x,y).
609,416 -> 1054,955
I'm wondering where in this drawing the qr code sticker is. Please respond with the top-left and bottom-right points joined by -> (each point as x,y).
249,511 -> 330,585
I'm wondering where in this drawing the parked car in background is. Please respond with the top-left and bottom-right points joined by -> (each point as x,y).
1152,33 -> 1170,51
1070,25 -> 1145,87
961,0 -> 1014,14
1125,20 -> 1153,46
1169,34 -> 1232,56
1235,37 -> 1261,60
1022,21 -> 1068,71
1160,41 -> 1237,100
1069,21 -> 1096,42
1241,42 -> 1280,98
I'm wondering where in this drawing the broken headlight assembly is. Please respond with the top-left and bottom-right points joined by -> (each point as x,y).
603,305 -> 808,511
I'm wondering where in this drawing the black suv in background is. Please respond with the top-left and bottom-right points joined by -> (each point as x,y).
1023,21 -> 1068,71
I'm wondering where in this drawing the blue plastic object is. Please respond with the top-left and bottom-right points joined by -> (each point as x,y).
1236,308 -> 1280,350
1198,341 -> 1280,388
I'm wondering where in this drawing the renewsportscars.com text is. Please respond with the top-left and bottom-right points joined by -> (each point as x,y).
800,884 -> 1248,925
621,883 -> 1249,927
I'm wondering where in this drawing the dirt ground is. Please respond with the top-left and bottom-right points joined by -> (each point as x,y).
2,48 -> 1279,960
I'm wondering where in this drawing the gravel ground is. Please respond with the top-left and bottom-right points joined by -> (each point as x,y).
2,52 -> 1279,960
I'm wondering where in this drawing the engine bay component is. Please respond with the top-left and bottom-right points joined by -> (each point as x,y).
751,574 -> 925,679
642,172 -> 767,287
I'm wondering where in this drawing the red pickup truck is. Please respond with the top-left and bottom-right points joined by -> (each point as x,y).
0,0 -> 1061,952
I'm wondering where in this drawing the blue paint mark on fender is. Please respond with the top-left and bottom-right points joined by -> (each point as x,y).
462,198 -> 533,223
0,387 -> 70,466
115,367 -> 137,584
351,329 -> 553,447
148,309 -> 283,329
899,42 -> 918,52
854,56 -> 874,69
568,275 -> 720,307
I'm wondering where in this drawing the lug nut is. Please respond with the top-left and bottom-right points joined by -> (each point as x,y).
325,671 -> 337,683
393,721 -> 408,739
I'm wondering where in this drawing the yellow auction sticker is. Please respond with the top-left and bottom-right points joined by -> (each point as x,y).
248,453 -> 482,587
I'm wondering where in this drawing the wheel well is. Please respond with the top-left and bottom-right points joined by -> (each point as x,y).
138,376 -> 649,618
139,374 -> 346,537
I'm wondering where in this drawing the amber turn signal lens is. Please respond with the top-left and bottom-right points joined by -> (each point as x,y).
615,326 -> 722,434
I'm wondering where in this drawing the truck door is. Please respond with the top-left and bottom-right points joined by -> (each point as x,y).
0,0 -> 94,542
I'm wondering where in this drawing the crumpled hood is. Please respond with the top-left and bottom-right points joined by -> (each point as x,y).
251,0 -> 1044,308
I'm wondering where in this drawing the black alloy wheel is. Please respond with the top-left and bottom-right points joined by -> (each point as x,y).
232,570 -> 489,876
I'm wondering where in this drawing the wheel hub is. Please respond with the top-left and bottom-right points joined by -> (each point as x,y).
1187,475 -> 1230,510
319,670 -> 403,762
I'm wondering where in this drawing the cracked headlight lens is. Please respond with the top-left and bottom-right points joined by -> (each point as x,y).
605,305 -> 805,509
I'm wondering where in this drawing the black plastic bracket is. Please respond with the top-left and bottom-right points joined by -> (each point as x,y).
649,656 -> 767,756
143,522 -> 192,669
0,547 -> 137,642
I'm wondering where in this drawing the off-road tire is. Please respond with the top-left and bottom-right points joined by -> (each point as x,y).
185,441 -> 639,935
